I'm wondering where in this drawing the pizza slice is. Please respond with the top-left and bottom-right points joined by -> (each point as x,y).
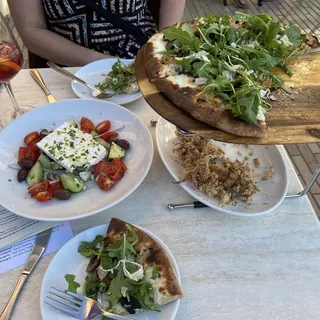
74,218 -> 183,316
144,13 -> 320,138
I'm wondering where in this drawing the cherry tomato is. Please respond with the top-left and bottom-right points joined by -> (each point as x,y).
96,174 -> 115,190
80,117 -> 94,133
112,158 -> 127,170
35,189 -> 53,202
103,158 -> 127,176
101,131 -> 118,141
109,167 -> 124,181
18,147 -> 39,162
95,120 -> 111,134
28,180 -> 50,197
50,181 -> 64,192
93,160 -> 107,178
23,131 -> 40,146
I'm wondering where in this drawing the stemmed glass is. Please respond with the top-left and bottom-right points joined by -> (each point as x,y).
0,11 -> 33,128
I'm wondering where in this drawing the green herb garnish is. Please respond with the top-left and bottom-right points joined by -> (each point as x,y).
64,274 -> 80,293
96,58 -> 136,94
162,13 -> 305,124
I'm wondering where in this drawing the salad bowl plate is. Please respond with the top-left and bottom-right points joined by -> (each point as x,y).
72,58 -> 142,105
0,99 -> 153,221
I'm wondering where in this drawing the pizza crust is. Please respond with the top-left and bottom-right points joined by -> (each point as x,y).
105,218 -> 184,307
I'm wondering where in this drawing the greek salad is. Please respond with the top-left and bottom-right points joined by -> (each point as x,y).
14,117 -> 130,202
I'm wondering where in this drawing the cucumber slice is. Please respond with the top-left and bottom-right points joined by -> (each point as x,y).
69,119 -> 78,127
61,173 -> 85,193
38,154 -> 51,169
26,161 -> 43,186
90,130 -> 99,137
51,162 -> 63,170
108,142 -> 125,160
96,138 -> 111,153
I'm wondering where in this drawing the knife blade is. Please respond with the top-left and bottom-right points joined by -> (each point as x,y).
30,69 -> 56,103
0,228 -> 52,320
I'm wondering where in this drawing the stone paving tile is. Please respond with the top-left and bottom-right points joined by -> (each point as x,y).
291,155 -> 320,194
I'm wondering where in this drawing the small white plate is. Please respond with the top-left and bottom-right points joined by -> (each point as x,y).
156,117 -> 288,216
40,224 -> 181,320
72,58 -> 142,105
0,99 -> 153,221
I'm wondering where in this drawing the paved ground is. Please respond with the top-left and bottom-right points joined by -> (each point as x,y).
6,0 -> 320,216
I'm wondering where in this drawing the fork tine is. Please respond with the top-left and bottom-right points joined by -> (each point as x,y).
51,286 -> 84,301
46,296 -> 79,311
45,300 -> 79,317
48,290 -> 81,306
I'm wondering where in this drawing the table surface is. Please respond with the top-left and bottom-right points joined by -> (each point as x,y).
1,69 -> 320,320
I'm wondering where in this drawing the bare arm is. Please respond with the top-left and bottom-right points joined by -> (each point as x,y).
8,0 -> 112,66
158,0 -> 186,30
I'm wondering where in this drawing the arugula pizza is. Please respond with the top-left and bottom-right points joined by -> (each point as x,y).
144,12 -> 320,138
65,218 -> 183,316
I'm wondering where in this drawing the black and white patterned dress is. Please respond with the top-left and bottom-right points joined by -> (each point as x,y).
42,0 -> 158,58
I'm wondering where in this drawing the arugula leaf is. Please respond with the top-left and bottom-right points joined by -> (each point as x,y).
83,271 -> 100,299
162,26 -> 192,46
130,282 -> 159,312
265,22 -> 280,49
237,94 -> 260,124
106,268 -> 132,306
64,274 -> 80,293
284,24 -> 302,46
106,225 -> 137,261
225,27 -> 237,44
181,23 -> 195,37
151,263 -> 158,280
100,252 -> 114,270
78,235 -> 104,257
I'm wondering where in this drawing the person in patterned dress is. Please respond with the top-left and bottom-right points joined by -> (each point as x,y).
8,0 -> 186,66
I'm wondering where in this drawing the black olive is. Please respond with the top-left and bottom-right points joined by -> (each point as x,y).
120,297 -> 141,314
86,256 -> 100,273
17,168 -> 30,182
18,159 -> 35,169
114,139 -> 130,150
40,129 -> 50,140
53,189 -> 72,200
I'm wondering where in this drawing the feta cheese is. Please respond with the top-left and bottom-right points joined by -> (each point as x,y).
159,63 -> 182,78
256,106 -> 266,121
37,122 -> 106,173
151,34 -> 167,59
279,34 -> 293,47
195,77 -> 207,86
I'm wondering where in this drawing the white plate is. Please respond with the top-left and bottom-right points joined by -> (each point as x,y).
0,99 -> 153,221
72,59 -> 142,105
156,117 -> 288,216
40,224 -> 181,320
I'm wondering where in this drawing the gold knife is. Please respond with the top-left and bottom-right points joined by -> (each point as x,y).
0,228 -> 52,320
30,69 -> 56,103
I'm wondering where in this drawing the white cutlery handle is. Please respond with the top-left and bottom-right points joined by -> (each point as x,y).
0,274 -> 27,320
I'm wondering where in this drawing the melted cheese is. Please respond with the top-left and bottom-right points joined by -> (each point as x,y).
144,266 -> 168,306
167,74 -> 197,88
159,64 -> 183,78
151,34 -> 167,59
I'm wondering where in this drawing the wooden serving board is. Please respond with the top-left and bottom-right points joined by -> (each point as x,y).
136,46 -> 320,145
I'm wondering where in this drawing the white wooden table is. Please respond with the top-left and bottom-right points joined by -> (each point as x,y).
1,69 -> 320,320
